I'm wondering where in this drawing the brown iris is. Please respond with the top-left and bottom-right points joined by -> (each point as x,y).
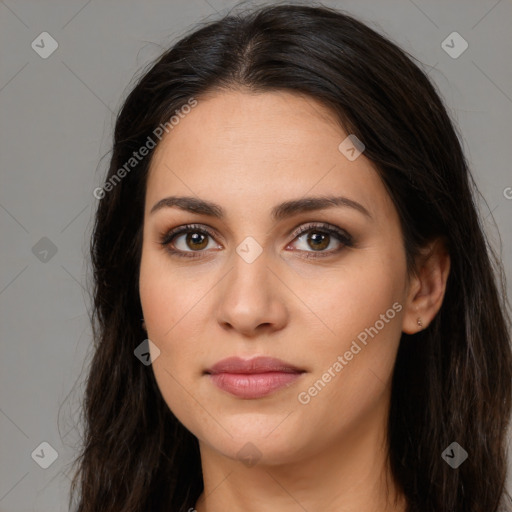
307,231 -> 330,251
186,232 -> 209,250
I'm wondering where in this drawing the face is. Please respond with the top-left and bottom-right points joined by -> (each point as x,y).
139,90 -> 411,465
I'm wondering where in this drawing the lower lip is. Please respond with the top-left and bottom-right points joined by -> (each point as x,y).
208,372 -> 303,399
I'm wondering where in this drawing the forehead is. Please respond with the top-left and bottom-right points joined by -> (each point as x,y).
145,90 -> 394,223
150,90 -> 342,170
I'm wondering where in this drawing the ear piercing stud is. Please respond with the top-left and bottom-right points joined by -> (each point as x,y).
417,317 -> 423,328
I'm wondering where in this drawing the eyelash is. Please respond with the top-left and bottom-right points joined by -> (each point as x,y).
159,222 -> 354,260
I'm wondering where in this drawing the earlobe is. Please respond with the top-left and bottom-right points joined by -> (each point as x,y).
401,238 -> 451,334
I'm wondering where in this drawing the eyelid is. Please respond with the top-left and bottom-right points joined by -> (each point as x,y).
290,222 -> 352,244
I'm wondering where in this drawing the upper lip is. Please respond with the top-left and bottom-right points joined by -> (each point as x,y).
205,356 -> 305,375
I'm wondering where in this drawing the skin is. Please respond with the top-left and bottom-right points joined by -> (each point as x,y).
138,89 -> 450,512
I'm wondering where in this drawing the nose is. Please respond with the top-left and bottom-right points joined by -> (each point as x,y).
216,249 -> 289,338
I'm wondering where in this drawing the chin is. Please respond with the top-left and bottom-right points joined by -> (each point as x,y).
193,413 -> 313,467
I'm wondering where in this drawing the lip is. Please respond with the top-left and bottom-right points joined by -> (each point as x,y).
205,356 -> 305,399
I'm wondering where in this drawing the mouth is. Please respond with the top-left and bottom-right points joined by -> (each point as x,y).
204,356 -> 306,399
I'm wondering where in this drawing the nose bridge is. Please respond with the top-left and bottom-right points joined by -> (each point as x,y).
227,241 -> 274,306
215,241 -> 288,334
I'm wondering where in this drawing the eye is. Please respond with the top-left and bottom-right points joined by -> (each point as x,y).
159,223 -> 220,258
286,222 -> 353,258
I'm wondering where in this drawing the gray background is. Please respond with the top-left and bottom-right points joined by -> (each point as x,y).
1,0 -> 511,510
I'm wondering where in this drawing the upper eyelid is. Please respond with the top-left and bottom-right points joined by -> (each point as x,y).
293,222 -> 351,237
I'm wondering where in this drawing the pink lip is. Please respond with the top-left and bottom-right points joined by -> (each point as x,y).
205,356 -> 305,399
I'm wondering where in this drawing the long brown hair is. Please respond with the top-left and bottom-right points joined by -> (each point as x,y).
70,4 -> 512,511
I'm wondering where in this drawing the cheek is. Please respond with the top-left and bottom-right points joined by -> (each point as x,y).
139,251 -> 203,406
294,245 -> 406,404
294,246 -> 405,349
139,255 -> 202,425
139,247 -> 206,343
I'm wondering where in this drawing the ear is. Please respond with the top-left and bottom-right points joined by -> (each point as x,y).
402,237 -> 451,334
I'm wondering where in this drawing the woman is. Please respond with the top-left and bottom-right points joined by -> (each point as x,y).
71,4 -> 512,511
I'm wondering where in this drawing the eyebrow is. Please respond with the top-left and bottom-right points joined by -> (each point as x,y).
150,195 -> 372,221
